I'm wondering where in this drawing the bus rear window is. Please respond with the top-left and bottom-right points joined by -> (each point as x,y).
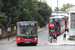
50,18 -> 59,23
49,18 -> 59,32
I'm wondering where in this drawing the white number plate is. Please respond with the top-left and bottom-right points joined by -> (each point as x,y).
25,42 -> 30,43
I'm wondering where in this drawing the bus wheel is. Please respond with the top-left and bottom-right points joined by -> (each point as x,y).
34,44 -> 37,46
17,44 -> 20,46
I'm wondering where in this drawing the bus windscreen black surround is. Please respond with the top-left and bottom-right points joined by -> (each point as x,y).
17,22 -> 37,37
18,23 -> 36,27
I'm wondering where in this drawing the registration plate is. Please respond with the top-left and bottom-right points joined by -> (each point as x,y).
25,42 -> 30,43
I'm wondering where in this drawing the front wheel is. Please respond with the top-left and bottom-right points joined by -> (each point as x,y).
17,44 -> 20,46
34,44 -> 37,46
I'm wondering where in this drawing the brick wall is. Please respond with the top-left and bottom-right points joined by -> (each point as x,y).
1,27 -> 17,38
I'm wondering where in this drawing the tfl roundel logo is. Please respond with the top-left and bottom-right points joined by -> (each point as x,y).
50,23 -> 54,28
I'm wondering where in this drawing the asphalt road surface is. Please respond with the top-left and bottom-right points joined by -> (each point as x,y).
0,29 -> 75,50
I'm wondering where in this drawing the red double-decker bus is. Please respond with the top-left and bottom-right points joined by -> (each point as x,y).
48,16 -> 65,35
16,21 -> 38,46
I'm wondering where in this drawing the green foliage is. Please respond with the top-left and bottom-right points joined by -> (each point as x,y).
54,7 -> 60,11
0,13 -> 8,28
37,2 -> 52,27
60,3 -> 75,11
0,0 -> 52,28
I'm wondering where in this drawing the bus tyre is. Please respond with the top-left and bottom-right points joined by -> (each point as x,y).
17,44 -> 20,46
34,44 -> 37,46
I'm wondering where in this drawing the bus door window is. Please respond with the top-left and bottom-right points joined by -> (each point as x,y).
60,20 -> 62,32
60,18 -> 65,31
31,27 -> 36,35
50,18 -> 59,32
61,25 -> 63,33
24,26 -> 29,35
64,16 -> 66,26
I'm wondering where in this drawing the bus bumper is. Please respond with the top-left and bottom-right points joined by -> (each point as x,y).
16,39 -> 38,44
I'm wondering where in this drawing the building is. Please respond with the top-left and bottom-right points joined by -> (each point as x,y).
66,6 -> 75,13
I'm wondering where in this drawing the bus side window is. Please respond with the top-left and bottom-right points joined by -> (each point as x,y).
67,17 -> 68,20
60,19 -> 61,22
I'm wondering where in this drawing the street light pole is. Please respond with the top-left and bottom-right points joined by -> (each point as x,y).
7,18 -> 11,41
45,0 -> 46,28
0,0 -> 1,14
57,0 -> 58,14
51,0 -> 52,7
22,0 -> 24,21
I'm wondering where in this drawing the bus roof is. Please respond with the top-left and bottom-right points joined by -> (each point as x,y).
52,13 -> 69,16
50,16 -> 65,19
17,21 -> 37,23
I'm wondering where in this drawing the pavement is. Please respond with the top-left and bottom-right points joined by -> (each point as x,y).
0,27 -> 47,44
46,32 -> 75,45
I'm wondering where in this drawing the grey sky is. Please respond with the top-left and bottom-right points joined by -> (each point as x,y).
46,0 -> 75,10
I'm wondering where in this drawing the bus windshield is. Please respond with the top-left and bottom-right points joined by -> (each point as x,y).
17,26 -> 37,36
49,18 -> 59,32
50,18 -> 59,23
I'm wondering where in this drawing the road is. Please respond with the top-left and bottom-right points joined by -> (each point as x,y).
0,29 -> 75,50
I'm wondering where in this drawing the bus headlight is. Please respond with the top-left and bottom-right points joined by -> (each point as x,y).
34,38 -> 37,40
17,38 -> 21,40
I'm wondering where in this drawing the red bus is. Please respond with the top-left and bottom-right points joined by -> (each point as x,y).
48,16 -> 65,35
51,14 -> 69,31
16,21 -> 38,46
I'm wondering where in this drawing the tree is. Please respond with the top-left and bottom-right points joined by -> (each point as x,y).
37,2 -> 52,27
0,13 -> 8,28
0,0 -> 52,28
60,3 -> 75,11
54,7 -> 60,11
